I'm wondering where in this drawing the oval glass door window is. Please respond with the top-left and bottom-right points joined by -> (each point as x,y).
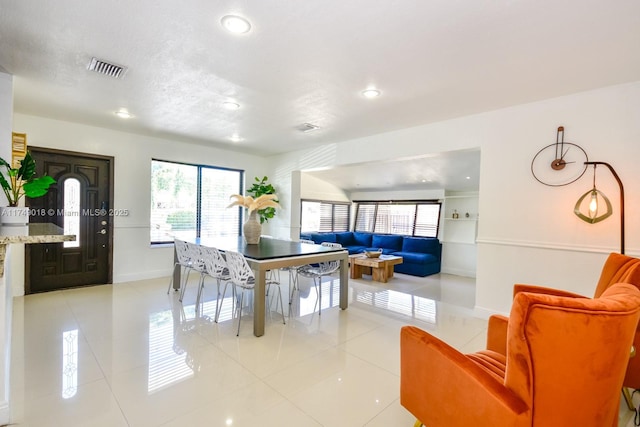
63,178 -> 80,248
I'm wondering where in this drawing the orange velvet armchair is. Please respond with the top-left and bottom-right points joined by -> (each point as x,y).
486,253 -> 640,409
400,282 -> 640,427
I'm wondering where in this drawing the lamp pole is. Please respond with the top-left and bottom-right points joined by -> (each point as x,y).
584,161 -> 625,254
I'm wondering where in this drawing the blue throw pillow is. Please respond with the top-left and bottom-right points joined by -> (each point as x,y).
335,232 -> 355,246
353,232 -> 373,246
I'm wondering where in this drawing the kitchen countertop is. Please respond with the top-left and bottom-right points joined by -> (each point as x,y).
0,223 -> 76,245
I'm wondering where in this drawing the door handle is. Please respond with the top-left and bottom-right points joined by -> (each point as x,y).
97,229 -> 107,235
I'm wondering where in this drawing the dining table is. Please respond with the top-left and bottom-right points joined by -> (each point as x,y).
172,236 -> 349,336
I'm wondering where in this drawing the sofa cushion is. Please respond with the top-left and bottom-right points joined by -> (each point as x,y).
335,232 -> 355,246
309,232 -> 336,244
402,236 -> 440,254
372,234 -> 403,251
393,251 -> 438,264
353,232 -> 373,246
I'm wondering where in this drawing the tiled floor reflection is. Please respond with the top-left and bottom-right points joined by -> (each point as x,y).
9,271 -> 637,426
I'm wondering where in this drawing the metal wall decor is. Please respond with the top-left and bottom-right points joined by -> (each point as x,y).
531,126 -> 588,186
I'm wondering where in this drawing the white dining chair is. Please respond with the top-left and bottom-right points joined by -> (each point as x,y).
285,239 -> 316,304
222,250 -> 286,336
297,241 -> 342,316
166,239 -> 195,295
196,246 -> 231,320
179,242 -> 206,302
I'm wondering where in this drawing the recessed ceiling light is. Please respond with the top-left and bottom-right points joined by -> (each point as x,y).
466,176 -> 471,180
361,88 -> 381,99
223,101 -> 240,110
230,134 -> 243,142
115,109 -> 132,119
221,15 -> 251,34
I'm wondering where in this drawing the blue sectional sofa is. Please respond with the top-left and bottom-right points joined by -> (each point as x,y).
299,231 -> 442,277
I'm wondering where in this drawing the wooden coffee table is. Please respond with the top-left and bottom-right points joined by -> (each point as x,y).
349,254 -> 403,283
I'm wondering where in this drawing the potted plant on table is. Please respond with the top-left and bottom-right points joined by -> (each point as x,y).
0,151 -> 56,226
246,176 -> 279,224
227,192 -> 280,244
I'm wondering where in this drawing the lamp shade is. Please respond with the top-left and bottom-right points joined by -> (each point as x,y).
574,187 -> 613,224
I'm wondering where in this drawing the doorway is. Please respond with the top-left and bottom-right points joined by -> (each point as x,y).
26,147 -> 114,293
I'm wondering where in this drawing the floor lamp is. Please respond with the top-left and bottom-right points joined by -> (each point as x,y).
574,161 -> 625,254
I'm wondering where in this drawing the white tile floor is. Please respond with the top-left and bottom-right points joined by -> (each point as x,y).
8,271 -> 639,426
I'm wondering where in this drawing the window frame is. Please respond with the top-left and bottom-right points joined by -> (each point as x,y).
353,199 -> 441,237
150,159 -> 244,245
300,199 -> 351,233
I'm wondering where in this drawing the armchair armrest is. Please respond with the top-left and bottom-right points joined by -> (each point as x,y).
487,315 -> 509,356
513,284 -> 587,299
400,326 -> 529,426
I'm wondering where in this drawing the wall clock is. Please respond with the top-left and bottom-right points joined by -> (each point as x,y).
531,126 -> 588,187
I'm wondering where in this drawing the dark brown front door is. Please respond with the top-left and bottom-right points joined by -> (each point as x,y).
26,148 -> 114,293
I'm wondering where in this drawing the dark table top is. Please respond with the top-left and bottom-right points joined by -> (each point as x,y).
192,236 -> 344,260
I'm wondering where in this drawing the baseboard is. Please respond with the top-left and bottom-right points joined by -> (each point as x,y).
441,266 -> 476,278
113,268 -> 172,283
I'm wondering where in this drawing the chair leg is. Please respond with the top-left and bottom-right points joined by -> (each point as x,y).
179,269 -> 192,302
623,387 -> 635,411
316,276 -> 322,316
288,269 -> 298,304
277,286 -> 286,325
195,274 -> 205,309
214,278 -> 222,321
215,281 -> 231,323
236,289 -> 245,336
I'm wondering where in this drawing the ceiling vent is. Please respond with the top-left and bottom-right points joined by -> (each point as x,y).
87,57 -> 128,79
296,123 -> 320,133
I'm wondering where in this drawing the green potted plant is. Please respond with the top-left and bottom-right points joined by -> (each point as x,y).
246,176 -> 279,224
0,151 -> 55,225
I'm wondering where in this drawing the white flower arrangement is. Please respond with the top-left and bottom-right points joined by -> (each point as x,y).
227,194 -> 280,215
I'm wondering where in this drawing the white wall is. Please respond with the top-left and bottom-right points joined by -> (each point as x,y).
13,114 -> 268,285
300,173 -> 350,202
268,81 -> 640,316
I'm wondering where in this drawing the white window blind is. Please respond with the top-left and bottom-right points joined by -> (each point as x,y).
355,201 -> 441,237
150,160 -> 242,244
301,200 -> 350,232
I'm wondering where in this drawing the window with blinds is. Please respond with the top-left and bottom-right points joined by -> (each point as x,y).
354,201 -> 441,237
150,160 -> 243,244
301,200 -> 350,232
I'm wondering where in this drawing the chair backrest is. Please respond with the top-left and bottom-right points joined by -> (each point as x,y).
199,246 -> 228,278
224,250 -> 255,289
318,242 -> 342,272
184,242 -> 206,272
593,252 -> 640,297
174,239 -> 191,265
593,253 -> 640,389
504,283 -> 640,427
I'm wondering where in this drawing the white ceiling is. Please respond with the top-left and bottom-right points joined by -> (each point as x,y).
1,0 -> 639,192
306,149 -> 481,192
